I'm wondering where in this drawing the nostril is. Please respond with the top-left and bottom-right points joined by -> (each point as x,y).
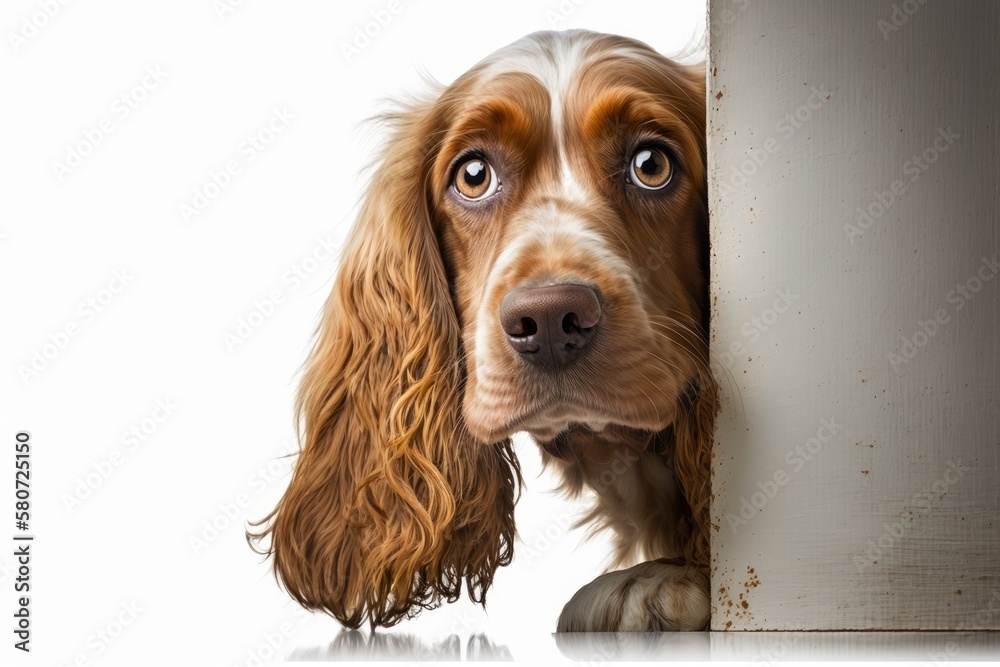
499,284 -> 601,368
506,317 -> 537,337
561,312 -> 591,351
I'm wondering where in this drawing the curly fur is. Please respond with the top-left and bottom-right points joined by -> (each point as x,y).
250,29 -> 715,632
248,99 -> 521,629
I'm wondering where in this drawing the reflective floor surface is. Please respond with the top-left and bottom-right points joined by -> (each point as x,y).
288,630 -> 1000,661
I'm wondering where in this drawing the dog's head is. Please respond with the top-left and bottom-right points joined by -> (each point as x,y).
250,30 -> 714,629
437,32 -> 709,444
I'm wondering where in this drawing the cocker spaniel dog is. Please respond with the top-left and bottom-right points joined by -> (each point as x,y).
250,29 -> 716,633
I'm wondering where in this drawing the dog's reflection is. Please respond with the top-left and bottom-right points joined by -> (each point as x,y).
288,630 -> 513,661
553,631 -> 710,661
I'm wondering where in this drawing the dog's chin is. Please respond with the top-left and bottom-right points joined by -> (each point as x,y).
522,420 -> 609,444
464,399 -> 673,446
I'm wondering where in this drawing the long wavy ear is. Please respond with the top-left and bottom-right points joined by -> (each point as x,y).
672,372 -> 718,574
248,101 -> 520,629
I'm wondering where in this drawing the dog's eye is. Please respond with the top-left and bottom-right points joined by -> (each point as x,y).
629,147 -> 672,190
454,157 -> 500,201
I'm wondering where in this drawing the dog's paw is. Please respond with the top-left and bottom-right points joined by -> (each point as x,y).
556,560 -> 709,632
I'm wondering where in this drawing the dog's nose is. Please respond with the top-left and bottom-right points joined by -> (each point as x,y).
499,284 -> 601,370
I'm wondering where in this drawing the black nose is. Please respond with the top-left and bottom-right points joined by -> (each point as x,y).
499,284 -> 601,370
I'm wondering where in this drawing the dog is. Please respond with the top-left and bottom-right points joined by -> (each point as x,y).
250,29 -> 716,633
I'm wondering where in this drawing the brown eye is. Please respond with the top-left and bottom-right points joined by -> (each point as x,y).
629,147 -> 672,190
454,157 -> 499,200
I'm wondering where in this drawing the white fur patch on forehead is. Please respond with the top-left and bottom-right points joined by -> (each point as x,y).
477,30 -> 594,101
474,30 -> 661,112
477,31 -> 598,202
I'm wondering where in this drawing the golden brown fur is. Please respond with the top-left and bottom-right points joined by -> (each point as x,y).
249,29 -> 716,632
247,97 -> 521,629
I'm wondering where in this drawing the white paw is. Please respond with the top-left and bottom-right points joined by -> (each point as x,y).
557,561 -> 709,632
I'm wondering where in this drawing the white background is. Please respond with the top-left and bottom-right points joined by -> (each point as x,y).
0,0 -> 705,664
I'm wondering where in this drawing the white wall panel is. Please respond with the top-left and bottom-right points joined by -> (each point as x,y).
709,0 -> 999,630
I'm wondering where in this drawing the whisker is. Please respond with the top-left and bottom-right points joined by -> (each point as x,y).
646,324 -> 744,420
647,321 -> 708,366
